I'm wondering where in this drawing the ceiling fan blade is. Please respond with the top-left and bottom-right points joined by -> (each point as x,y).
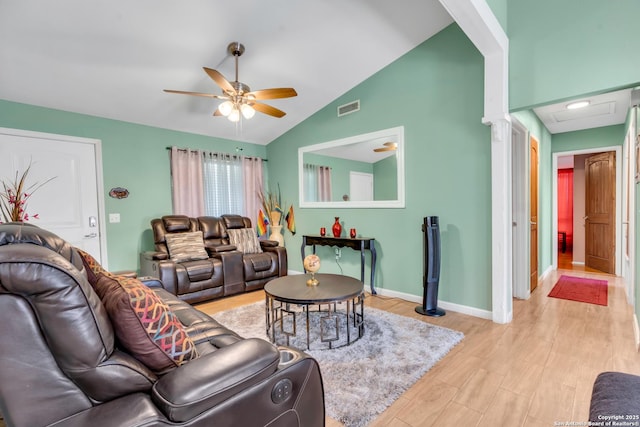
246,88 -> 298,100
253,102 -> 286,118
213,109 -> 223,116
373,142 -> 397,152
203,67 -> 235,94
164,89 -> 226,99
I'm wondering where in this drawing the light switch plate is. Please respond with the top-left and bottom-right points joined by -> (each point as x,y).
109,213 -> 120,223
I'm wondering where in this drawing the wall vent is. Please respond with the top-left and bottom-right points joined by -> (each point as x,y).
337,100 -> 360,117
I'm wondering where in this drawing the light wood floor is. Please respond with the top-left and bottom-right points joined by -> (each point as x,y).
196,268 -> 639,427
558,249 -> 604,273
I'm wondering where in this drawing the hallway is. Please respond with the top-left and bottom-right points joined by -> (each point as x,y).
557,250 -> 611,274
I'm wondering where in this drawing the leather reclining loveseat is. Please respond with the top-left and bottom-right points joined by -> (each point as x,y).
141,214 -> 287,304
0,222 -> 324,427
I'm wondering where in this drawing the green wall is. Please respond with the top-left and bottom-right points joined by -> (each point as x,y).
486,0 -> 508,32
0,100 -> 266,271
552,125 -> 625,153
508,0 -> 640,110
373,156 -> 397,200
268,24 -> 492,310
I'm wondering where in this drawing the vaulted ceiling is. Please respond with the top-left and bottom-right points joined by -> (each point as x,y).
2,1 -> 630,145
0,0 -> 454,145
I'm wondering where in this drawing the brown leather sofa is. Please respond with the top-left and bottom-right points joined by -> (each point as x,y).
0,222 -> 324,427
141,215 -> 287,304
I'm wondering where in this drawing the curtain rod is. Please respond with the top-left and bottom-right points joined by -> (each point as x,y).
166,147 -> 267,161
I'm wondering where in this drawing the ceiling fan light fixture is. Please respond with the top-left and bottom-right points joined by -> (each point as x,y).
218,101 -> 233,116
241,104 -> 256,119
228,107 -> 241,122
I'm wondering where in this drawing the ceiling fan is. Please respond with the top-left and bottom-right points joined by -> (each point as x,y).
373,142 -> 397,152
164,42 -> 297,122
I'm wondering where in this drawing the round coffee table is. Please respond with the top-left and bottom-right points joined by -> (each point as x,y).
264,273 -> 365,350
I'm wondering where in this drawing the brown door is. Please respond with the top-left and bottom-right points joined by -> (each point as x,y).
585,151 -> 616,274
530,137 -> 539,291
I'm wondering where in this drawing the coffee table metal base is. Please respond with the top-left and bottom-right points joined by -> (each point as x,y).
265,295 -> 364,350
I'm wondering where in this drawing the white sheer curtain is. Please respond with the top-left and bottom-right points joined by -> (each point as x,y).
242,156 -> 263,228
170,147 -> 204,216
202,152 -> 244,216
303,163 -> 318,202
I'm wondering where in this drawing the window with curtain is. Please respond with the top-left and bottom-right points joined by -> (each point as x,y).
170,147 -> 264,221
203,152 -> 244,217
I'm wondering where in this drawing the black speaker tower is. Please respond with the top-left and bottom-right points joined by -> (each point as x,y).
415,216 -> 445,317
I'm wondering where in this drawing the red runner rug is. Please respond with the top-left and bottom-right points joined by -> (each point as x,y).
548,275 -> 608,306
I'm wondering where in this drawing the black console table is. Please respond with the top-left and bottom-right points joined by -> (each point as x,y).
301,235 -> 377,295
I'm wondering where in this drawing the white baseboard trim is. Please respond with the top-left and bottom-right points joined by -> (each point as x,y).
373,287 -> 493,320
285,272 -> 493,321
571,261 -> 585,266
540,265 -> 553,281
634,314 -> 640,352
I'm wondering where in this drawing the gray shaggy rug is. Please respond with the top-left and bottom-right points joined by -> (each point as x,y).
213,301 -> 464,427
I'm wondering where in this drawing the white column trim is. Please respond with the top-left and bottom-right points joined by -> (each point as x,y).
439,0 -> 511,323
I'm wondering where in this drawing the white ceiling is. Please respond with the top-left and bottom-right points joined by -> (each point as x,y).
0,0 -> 453,145
533,88 -> 632,134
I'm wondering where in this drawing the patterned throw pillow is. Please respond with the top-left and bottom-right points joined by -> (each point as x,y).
165,231 -> 209,263
78,250 -> 199,373
227,228 -> 263,254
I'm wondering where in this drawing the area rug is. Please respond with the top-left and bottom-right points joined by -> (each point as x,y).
548,275 -> 608,306
213,301 -> 464,427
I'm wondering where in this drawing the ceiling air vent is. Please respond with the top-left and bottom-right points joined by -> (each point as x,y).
337,100 -> 360,117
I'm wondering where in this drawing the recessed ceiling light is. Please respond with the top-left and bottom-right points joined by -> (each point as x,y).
566,100 -> 590,110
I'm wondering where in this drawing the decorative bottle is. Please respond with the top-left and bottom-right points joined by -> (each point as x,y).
332,217 -> 342,237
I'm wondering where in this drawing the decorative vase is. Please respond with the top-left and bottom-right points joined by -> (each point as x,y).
269,224 -> 285,247
332,217 -> 342,238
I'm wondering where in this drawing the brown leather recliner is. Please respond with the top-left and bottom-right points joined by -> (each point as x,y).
142,215 -> 287,304
0,222 -> 324,427
142,215 -> 226,304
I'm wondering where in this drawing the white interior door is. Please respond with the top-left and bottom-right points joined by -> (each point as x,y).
511,118 -> 529,299
0,128 -> 106,265
349,171 -> 373,201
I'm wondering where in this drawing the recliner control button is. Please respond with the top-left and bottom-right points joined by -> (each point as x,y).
271,379 -> 293,404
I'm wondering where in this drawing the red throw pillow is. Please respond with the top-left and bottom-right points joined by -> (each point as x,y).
78,250 -> 198,372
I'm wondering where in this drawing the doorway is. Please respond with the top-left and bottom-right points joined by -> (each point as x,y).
552,146 -> 622,275
530,137 -> 539,291
0,127 -> 107,266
